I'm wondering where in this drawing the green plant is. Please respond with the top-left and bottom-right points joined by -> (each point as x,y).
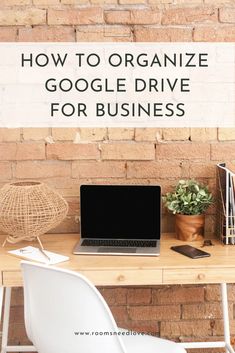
163,179 -> 213,215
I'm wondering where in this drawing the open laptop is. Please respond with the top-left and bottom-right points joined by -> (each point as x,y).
73,185 -> 161,256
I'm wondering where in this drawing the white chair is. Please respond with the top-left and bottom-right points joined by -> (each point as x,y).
21,261 -> 187,353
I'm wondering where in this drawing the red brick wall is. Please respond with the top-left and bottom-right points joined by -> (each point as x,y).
0,127 -> 232,236
1,0 -> 235,351
0,127 -> 230,235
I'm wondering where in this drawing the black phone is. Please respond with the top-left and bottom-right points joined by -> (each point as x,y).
171,245 -> 211,259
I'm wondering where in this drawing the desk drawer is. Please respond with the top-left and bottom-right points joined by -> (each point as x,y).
3,271 -> 22,287
163,268 -> 235,284
79,269 -> 163,286
3,269 -> 162,287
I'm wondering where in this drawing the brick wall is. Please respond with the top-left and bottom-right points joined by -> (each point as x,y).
1,0 -> 235,351
1,0 -> 235,42
0,127 -> 233,235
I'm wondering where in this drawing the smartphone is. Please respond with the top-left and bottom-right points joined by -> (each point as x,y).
171,245 -> 211,259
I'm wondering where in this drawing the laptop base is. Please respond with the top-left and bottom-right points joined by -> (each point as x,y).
73,239 -> 160,256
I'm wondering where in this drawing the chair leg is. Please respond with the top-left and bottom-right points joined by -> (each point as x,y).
1,288 -> 11,353
225,344 -> 235,353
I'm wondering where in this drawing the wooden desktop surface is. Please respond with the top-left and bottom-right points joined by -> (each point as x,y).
0,233 -> 235,287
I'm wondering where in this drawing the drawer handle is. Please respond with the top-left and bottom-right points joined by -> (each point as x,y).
117,275 -> 125,282
197,273 -> 205,280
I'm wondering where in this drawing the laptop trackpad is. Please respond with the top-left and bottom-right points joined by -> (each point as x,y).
98,247 -> 136,253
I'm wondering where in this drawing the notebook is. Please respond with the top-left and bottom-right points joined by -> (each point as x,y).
8,246 -> 69,265
73,185 -> 161,256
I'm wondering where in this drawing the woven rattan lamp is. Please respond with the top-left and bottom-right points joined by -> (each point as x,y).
0,181 -> 68,246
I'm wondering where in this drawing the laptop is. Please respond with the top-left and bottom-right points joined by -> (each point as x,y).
73,185 -> 161,256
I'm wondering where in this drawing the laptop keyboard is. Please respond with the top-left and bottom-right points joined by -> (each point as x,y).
81,239 -> 157,248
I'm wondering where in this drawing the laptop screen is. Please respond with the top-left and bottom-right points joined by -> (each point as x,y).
80,185 -> 161,240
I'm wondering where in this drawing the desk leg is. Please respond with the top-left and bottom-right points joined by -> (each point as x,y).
179,283 -> 235,351
1,288 -> 11,353
221,283 -> 235,353
0,288 -> 36,353
0,287 -> 4,324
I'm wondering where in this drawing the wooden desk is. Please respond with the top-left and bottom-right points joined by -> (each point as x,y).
0,233 -> 235,353
1,233 -> 235,286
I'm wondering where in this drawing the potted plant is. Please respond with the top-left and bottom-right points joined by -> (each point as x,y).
163,179 -> 213,241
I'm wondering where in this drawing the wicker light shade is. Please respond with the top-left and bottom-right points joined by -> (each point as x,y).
0,181 -> 68,244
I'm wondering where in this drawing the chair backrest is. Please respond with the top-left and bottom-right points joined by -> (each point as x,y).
21,261 -> 127,353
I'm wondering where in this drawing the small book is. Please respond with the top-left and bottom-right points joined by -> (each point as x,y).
8,246 -> 69,265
